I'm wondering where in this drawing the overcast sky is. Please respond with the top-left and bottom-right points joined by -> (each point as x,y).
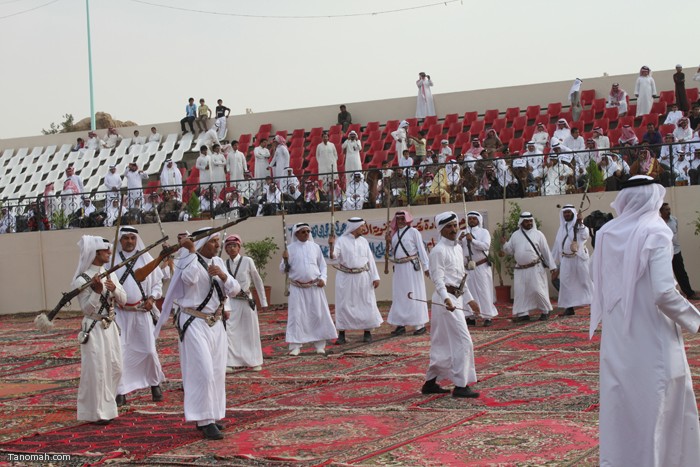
0,0 -> 697,139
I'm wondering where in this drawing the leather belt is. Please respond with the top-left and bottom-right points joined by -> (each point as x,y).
390,255 -> 418,264
85,311 -> 116,329
515,260 -> 541,270
333,263 -> 369,274
290,279 -> 320,288
475,258 -> 489,267
120,303 -> 148,312
562,252 -> 577,258
445,285 -> 463,298
180,307 -> 223,327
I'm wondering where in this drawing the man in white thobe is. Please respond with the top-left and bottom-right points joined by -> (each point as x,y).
315,132 -> 338,186
160,159 -> 183,200
253,138 -> 271,180
550,205 -> 593,317
103,165 -> 122,203
664,103 -> 683,126
343,172 -> 368,211
591,127 -> 610,151
606,83 -> 628,116
553,119 -> 572,142
542,153 -> 573,196
391,120 -> 409,157
328,217 -> 382,344
225,141 -> 247,186
0,207 -> 15,234
62,166 -> 84,215
523,141 -> 545,179
196,146 -> 212,188
155,227 -> 241,440
460,211 -> 498,327
73,236 -> 126,424
281,223 -> 338,355
223,234 -> 267,372
279,167 -> 300,199
502,212 -> 555,322
590,175 -> 700,467
269,135 -> 290,181
531,123 -> 550,152
416,72 -> 436,118
386,211 -> 430,336
114,227 -> 165,407
201,127 -> 221,150
102,128 -> 122,150
147,127 -> 161,144
421,211 -> 480,398
209,144 -> 227,196
123,162 -> 148,209
635,65 -> 658,117
342,131 -> 362,186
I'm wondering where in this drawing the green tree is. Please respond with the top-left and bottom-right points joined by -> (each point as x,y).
41,114 -> 75,135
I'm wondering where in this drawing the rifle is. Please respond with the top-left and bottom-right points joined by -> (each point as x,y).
153,195 -> 174,276
383,180 -> 391,275
34,235 -> 170,332
281,207 -> 290,297
133,215 -> 249,282
571,177 -> 591,251
462,190 -> 475,270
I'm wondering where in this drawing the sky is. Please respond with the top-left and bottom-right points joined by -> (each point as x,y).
0,0 -> 697,140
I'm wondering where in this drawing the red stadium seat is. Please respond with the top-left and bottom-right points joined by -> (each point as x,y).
687,88 -> 699,103
580,109 -> 595,124
522,126 -> 535,142
627,104 -> 637,117
257,123 -> 272,134
491,118 -> 507,132
499,127 -> 514,144
463,111 -> 479,127
534,114 -> 549,126
651,101 -> 667,115
508,137 -> 524,153
512,116 -> 527,132
383,120 -> 399,136
546,102 -> 562,118
426,123 -> 443,141
405,117 -> 419,129
525,105 -> 541,122
446,122 -> 464,140
558,111 -> 573,124
275,130 -> 288,140
607,128 -> 621,145
658,90 -> 675,104
366,150 -> 388,170
616,116 -> 634,129
144,180 -> 160,195
420,115 -> 437,131
591,98 -> 606,116
483,109 -> 500,125
289,138 -> 304,149
364,130 -> 381,143
603,107 -> 619,122
453,131 -> 472,148
640,114 -> 658,128
469,120 -> 485,135
580,89 -> 596,106
365,140 -> 385,159
290,157 -> 303,175
328,125 -> 342,136
307,127 -> 323,140
291,128 -> 305,140
505,107 -> 520,122
364,121 -> 380,134
634,126 -> 647,141
346,123 -> 361,136
659,124 -> 675,136
592,118 -> 609,133
443,113 -> 459,129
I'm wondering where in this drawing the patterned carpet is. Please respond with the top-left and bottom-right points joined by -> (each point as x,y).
0,301 -> 698,466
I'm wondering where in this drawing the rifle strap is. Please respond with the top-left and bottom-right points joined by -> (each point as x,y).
393,226 -> 411,258
79,273 -> 111,338
520,229 -> 548,269
118,252 -> 147,301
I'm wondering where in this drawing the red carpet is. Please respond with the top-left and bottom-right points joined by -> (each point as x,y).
0,302 -> 698,465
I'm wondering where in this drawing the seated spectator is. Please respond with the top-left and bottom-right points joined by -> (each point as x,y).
0,206 -> 16,234
420,150 -> 438,174
439,139 -> 453,163
70,195 -> 96,228
26,201 -> 50,231
199,187 -> 221,214
337,105 -> 352,133
688,148 -> 700,185
280,167 -> 300,198
301,179 -> 322,213
105,197 -> 127,227
132,129 -> 146,146
464,137 -> 485,158
629,149 -> 663,181
102,127 -> 122,149
445,160 -> 461,197
160,159 -> 182,200
673,117 -> 693,148
523,141 -> 545,180
532,123 -> 550,152
553,119 -> 572,142
618,125 -> 639,147
86,131 -> 101,151
689,105 -> 700,131
641,123 -> 663,151
158,190 -> 184,222
237,171 -> 258,203
672,152 -> 691,184
542,153 -> 573,196
592,127 -> 611,151
416,172 -> 434,199
510,153 -> 535,194
180,97 -> 196,135
663,103 -> 683,126
606,83 -> 629,116
257,182 -> 281,216
600,153 -> 628,191
72,137 -> 85,152
343,172 -> 369,211
658,133 -> 677,171
483,129 -> 505,157
460,163 -> 480,200
196,98 -> 211,134
148,126 -> 161,144
563,127 -> 585,153
142,192 -> 160,223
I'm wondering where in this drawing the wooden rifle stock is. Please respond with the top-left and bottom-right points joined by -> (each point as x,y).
383,182 -> 390,275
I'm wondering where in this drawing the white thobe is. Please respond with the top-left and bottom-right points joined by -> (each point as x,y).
388,226 -> 429,327
673,126 -> 693,142
160,165 -> 183,199
114,250 -> 165,394
196,154 -> 212,185
391,128 -> 408,157
551,222 -> 593,308
664,110 -> 683,126
316,142 -> 338,185
635,76 -> 657,117
342,181 -> 368,211
439,146 -> 453,164
461,228 -> 498,319
593,135 -> 610,151
238,179 -> 258,201
201,128 -> 220,149
253,146 -> 270,179
342,139 -> 362,185
86,136 -> 100,151
553,128 -> 571,142
269,145 -> 290,180
225,255 -> 266,368
210,152 -> 227,194
102,134 -> 121,149
673,158 -> 691,181
0,213 -> 14,234
279,173 -> 299,194
598,246 -> 700,467
176,254 -> 240,423
503,229 -> 554,316
75,265 -> 127,422
282,241 -> 337,345
532,131 -> 549,152
123,170 -> 148,208
563,135 -> 585,152
523,151 -> 545,178
148,133 -> 161,144
226,150 -> 247,185
331,234 -> 383,331
62,175 -> 85,214
426,237 -> 476,388
606,91 -> 628,115
542,162 -> 572,195
103,172 -> 122,201
416,77 -> 436,118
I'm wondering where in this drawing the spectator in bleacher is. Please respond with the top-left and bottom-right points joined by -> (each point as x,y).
542,152 -> 573,196
195,98 -> 211,134
415,72 -> 436,119
237,171 -> 258,204
494,158 -> 517,197
553,119 -> 572,143
62,165 -> 84,214
147,127 -> 161,144
689,149 -> 700,185
72,137 -> 85,152
86,131 -> 101,152
672,152 -> 691,183
342,131 -> 362,186
634,66 -> 658,117
0,207 -> 15,234
337,105 -> 352,133
673,117 -> 693,148
105,197 -> 127,227
511,153 -> 533,195
689,105 -> 700,130
214,99 -> 230,137
629,149 -> 664,181
180,97 -> 196,135
416,172 -> 434,199
195,145 -> 212,188
420,151 -> 438,175
159,159 -> 182,200
343,172 -> 369,211
439,139 -> 453,163
446,160 -> 461,198
123,162 -> 148,209
301,179 -> 321,213
258,182 -> 281,216
674,65 -> 690,113
210,144 -> 227,195
280,167 -> 300,198
141,192 -> 160,223
409,130 -> 427,162
253,138 -> 270,179
658,133 -> 677,170
201,123 -> 221,150
482,129 -> 505,158
316,132 -> 338,186
26,201 -> 50,231
269,135 -> 290,180
523,141 -> 545,179
157,190 -> 183,222
224,141 -> 247,186
600,154 -> 623,190
199,187 -> 220,214
664,103 -> 683,126
618,124 -> 639,147
532,123 -> 550,152
399,149 -> 413,175
569,78 -> 583,122
606,83 -> 629,116
563,127 -> 585,153
103,165 -> 122,202
391,120 -> 409,158
641,123 -> 662,150
102,128 -> 122,150
132,130 -> 146,146
592,127 -> 610,151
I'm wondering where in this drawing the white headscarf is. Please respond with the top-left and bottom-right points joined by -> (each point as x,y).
568,78 -> 582,102
292,222 -> 314,243
435,211 -> 458,231
346,217 -> 365,234
192,227 -> 219,251
116,226 -> 156,263
552,204 -> 579,254
518,211 -> 537,230
589,176 -> 670,338
466,211 -> 483,232
72,235 -> 111,282
398,120 -> 409,129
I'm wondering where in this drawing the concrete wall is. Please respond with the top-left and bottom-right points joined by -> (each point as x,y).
2,186 -> 698,315
2,69 -> 692,155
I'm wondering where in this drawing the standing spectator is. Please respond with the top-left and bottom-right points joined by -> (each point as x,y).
147,127 -> 161,144
214,99 -> 230,140
635,66 -> 658,117
391,120 -> 409,158
315,132 -> 338,186
337,105 -> 352,133
253,138 -> 270,179
590,177 -> 700,467
160,159 -> 183,200
180,97 -> 196,135
689,105 -> 700,131
123,162 -> 148,209
62,165 -> 85,214
674,65 -> 690,113
409,130 -> 427,163
196,146 -> 212,189
341,131 -> 362,186
569,78 -> 583,122
415,72 -> 436,118
103,165 -> 122,203
196,98 -> 211,134
606,83 -> 629,116
210,144 -> 227,196
269,135 -> 290,180
225,141 -> 247,185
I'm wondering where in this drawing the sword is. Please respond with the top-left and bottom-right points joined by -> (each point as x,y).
407,292 -> 476,315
